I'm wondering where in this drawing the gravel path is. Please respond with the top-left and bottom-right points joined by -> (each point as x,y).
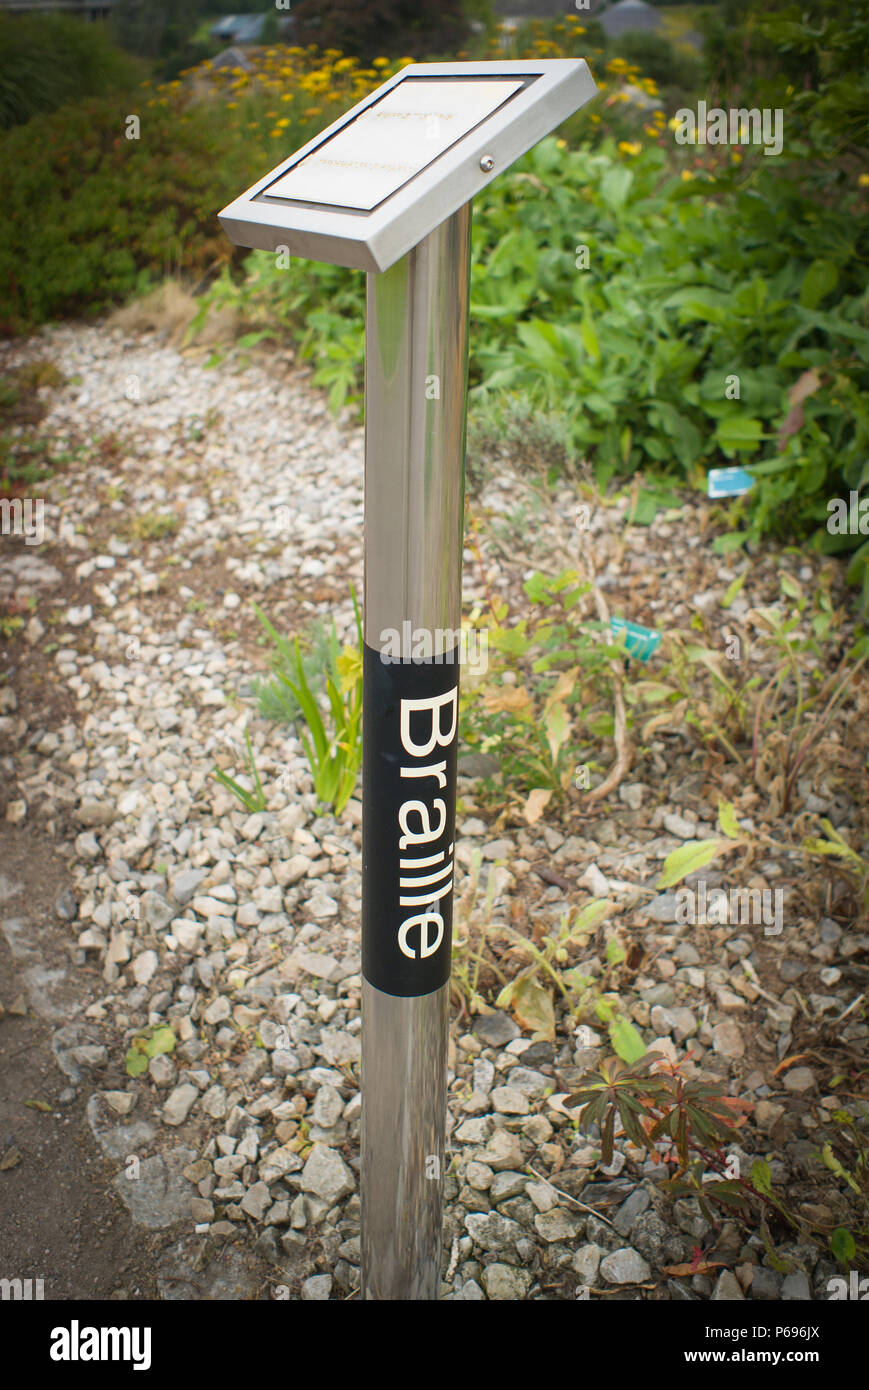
1,322 -> 866,1301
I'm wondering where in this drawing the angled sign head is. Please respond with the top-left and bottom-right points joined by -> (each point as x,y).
218,59 -> 597,273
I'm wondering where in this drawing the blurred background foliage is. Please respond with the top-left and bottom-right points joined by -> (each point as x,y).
0,0 -> 867,604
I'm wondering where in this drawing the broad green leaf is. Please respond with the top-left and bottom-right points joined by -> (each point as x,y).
544,700 -> 569,763
830,1228 -> 856,1264
125,1048 -> 149,1078
715,417 -> 765,456
605,937 -> 626,966
572,899 -> 612,935
799,259 -> 839,310
717,801 -> 742,839
656,838 -> 734,889
609,1016 -> 646,1064
143,1025 -> 176,1060
720,571 -> 747,608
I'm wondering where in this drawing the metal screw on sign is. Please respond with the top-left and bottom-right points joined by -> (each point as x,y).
219,57 -> 597,1301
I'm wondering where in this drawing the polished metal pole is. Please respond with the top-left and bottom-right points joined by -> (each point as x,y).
361,203 -> 472,1300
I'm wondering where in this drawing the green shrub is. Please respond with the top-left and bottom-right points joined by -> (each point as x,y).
611,31 -> 703,105
0,14 -> 144,130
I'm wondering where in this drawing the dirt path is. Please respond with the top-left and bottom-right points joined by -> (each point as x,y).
0,826 -> 159,1300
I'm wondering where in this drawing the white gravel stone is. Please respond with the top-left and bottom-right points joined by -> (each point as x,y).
599,1248 -> 652,1285
163,1083 -> 198,1127
300,1145 -> 356,1203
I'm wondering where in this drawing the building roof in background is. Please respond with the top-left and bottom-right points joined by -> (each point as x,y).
599,0 -> 663,38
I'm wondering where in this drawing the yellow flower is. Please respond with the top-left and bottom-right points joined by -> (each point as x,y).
373,57 -> 390,68
681,169 -> 695,181
731,152 -> 743,164
644,125 -> 658,137
226,101 -> 238,110
858,173 -> 869,187
668,116 -> 680,131
619,141 -> 641,156
556,138 -> 567,149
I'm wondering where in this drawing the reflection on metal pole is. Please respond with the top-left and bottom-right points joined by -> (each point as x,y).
361,204 -> 472,1300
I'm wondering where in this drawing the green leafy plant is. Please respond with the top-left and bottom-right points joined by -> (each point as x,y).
252,607 -> 346,725
496,901 -> 647,1063
213,725 -> 267,813
459,567 -> 618,811
125,1024 -> 176,1078
643,576 -> 868,810
802,821 -> 869,914
259,590 -> 363,816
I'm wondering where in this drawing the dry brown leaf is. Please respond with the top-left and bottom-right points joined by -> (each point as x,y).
482,685 -> 532,715
789,368 -> 822,406
523,787 -> 553,825
511,976 -> 555,1041
661,1260 -> 726,1277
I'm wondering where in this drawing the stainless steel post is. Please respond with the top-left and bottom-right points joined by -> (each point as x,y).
361,202 -> 472,1300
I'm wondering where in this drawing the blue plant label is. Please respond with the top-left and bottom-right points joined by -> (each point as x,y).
708,466 -> 754,498
610,617 -> 661,661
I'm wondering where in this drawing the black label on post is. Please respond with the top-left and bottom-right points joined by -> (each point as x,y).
362,643 -> 460,998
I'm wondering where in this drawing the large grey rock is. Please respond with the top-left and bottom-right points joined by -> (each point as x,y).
488,1171 -> 527,1203
572,1244 -> 603,1283
464,1210 -> 523,1254
312,1084 -> 344,1129
163,1083 -> 198,1126
478,1129 -> 524,1171
473,1011 -> 520,1046
599,1248 -> 652,1285
171,869 -> 207,906
749,1266 -> 783,1300
300,1145 -> 356,1203
491,1086 -> 530,1115
644,893 -> 679,923
503,1066 -> 550,1099
315,1029 -> 360,1066
630,1210 -> 685,1267
240,1181 -> 271,1220
480,1263 -> 532,1299
781,1271 -> 812,1300
86,1094 -> 156,1161
301,1274 -> 333,1301
712,1271 -> 745,1300
711,1021 -> 744,1058
534,1209 -> 584,1243
140,891 -> 174,933
782,1068 -> 815,1094
75,799 -> 116,828
157,1240 -> 261,1300
112,1146 -> 197,1229
613,1187 -> 650,1236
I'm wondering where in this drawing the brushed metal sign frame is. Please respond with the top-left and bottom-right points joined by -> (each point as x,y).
218,59 -> 596,272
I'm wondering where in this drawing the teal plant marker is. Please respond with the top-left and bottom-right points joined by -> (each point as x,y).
708,466 -> 754,499
611,617 -> 661,661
